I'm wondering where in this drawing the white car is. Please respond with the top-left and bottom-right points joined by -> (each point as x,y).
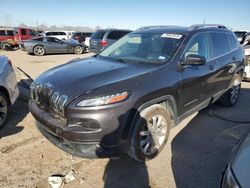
42,31 -> 75,40
0,56 -> 19,128
234,30 -> 248,42
243,47 -> 250,80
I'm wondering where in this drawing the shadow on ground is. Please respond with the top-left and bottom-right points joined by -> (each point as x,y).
0,98 -> 29,139
171,88 -> 250,188
103,156 -> 150,188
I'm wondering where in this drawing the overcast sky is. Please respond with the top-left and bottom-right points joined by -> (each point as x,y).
1,0 -> 249,30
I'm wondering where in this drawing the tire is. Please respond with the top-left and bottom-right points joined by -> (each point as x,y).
128,104 -> 171,162
33,45 -> 45,56
0,91 -> 9,129
218,84 -> 241,107
74,46 -> 83,54
1,42 -> 11,51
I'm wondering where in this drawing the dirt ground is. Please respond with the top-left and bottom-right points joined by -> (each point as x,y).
0,50 -> 250,188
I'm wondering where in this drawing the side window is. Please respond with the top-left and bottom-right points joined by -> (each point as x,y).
46,32 -> 51,36
0,30 -> 6,36
92,30 -> 105,39
21,29 -> 27,35
59,32 -> 66,35
227,34 -> 238,50
184,33 -> 210,60
6,30 -> 14,36
29,29 -> 37,36
210,33 -> 230,57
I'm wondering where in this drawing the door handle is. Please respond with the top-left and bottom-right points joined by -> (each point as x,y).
232,57 -> 236,61
209,65 -> 215,70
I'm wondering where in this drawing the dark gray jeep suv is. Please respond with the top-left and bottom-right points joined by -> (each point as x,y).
29,24 -> 244,162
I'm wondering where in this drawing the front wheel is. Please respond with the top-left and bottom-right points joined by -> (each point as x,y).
0,91 -> 9,129
33,45 -> 45,56
74,46 -> 83,54
128,104 -> 171,162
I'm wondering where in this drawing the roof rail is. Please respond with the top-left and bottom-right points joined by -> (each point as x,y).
136,25 -> 182,31
189,24 -> 227,30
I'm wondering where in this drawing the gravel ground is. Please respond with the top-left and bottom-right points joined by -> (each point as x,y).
0,50 -> 250,188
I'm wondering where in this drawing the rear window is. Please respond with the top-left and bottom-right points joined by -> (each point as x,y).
91,30 -> 105,39
0,30 -> 6,36
227,34 -> 238,50
107,30 -> 130,40
21,29 -> 27,35
210,33 -> 230,57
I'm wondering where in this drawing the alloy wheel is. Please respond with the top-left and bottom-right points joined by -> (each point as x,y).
139,115 -> 167,155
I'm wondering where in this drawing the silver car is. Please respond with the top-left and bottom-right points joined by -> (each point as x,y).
22,36 -> 86,56
0,56 -> 19,128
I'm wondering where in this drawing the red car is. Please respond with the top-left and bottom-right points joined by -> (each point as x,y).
0,28 -> 18,49
14,27 -> 40,44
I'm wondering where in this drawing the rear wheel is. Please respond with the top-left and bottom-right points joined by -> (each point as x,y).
0,91 -> 9,129
128,104 -> 171,162
219,75 -> 241,107
33,45 -> 45,56
74,46 -> 83,54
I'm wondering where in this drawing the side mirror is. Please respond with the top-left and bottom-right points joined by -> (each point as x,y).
182,54 -> 206,66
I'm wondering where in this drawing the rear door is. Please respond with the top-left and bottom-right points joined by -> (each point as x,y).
208,32 -> 236,94
180,32 -> 215,113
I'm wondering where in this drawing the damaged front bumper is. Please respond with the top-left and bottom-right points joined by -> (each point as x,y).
29,100 -> 126,158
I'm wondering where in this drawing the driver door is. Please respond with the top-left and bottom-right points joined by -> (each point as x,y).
46,37 -> 68,53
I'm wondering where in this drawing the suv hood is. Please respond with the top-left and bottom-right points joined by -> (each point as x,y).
35,57 -> 156,100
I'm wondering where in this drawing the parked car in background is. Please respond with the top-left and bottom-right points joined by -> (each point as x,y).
242,32 -> 250,80
0,28 -> 19,50
71,32 -> 92,49
89,29 -> 131,53
42,31 -> 74,40
14,27 -> 40,44
22,36 -> 85,56
234,30 -> 248,42
29,24 -> 244,162
221,130 -> 250,188
0,56 -> 19,128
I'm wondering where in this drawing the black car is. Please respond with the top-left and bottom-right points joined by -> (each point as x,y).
29,24 -> 244,162
71,32 -> 92,44
89,29 -> 131,53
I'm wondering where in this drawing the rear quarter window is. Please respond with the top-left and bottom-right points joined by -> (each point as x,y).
210,33 -> 230,57
91,30 -> 105,39
59,32 -> 66,35
227,34 -> 238,50
107,31 -> 130,40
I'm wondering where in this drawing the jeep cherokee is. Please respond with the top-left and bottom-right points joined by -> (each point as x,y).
29,24 -> 244,162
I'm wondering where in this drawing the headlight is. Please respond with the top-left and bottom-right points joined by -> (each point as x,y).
77,91 -> 129,107
222,166 -> 240,188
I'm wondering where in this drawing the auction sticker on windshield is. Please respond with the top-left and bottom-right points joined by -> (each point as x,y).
161,33 -> 182,39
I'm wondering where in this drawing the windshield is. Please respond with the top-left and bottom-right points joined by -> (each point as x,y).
100,32 -> 185,63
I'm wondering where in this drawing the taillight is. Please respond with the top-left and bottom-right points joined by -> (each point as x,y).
101,40 -> 107,47
7,59 -> 12,66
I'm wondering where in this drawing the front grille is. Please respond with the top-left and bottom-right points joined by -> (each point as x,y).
30,82 -> 68,116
